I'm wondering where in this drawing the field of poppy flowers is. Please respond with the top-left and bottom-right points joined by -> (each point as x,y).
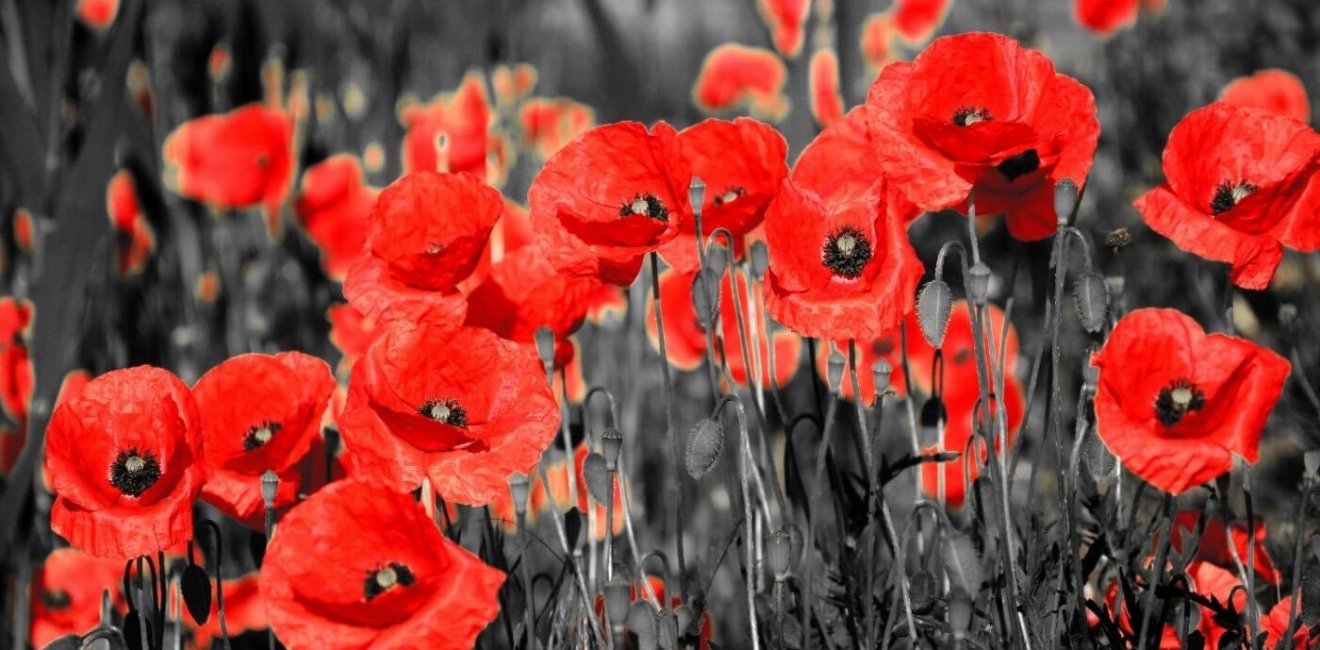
3,0 -> 1320,648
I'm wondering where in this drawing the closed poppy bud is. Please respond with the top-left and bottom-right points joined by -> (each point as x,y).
826,349 -> 846,391
767,528 -> 794,580
917,280 -> 953,348
966,262 -> 991,306
691,270 -> 718,328
603,575 -> 631,628
749,241 -> 769,280
701,243 -> 728,280
1054,179 -> 1079,225
582,452 -> 612,504
1074,271 -> 1109,334
685,417 -> 724,479
872,358 -> 893,396
601,427 -> 624,471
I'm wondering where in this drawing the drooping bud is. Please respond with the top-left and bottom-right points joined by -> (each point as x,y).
916,280 -> 953,348
1073,272 -> 1109,334
509,473 -> 531,518
871,359 -> 893,397
582,452 -> 613,504
691,270 -> 718,328
685,417 -> 724,479
689,177 -> 706,217
826,348 -> 846,391
767,528 -> 794,581
1054,178 -> 1079,225
966,262 -> 991,306
702,243 -> 728,279
534,326 -> 556,371
601,427 -> 624,471
749,241 -> 769,280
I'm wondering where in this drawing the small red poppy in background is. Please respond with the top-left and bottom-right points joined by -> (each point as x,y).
184,575 -> 267,650
529,122 -> 690,286
866,32 -> 1100,240
163,104 -> 294,234
75,0 -> 119,30
260,479 -> 505,650
756,0 -> 809,58
762,174 -> 924,342
491,63 -> 538,107
343,170 -> 501,325
192,352 -> 335,527
295,155 -> 380,281
860,13 -> 897,72
1092,308 -> 1290,495
45,366 -> 204,559
29,548 -> 126,649
106,171 -> 156,277
1261,596 -> 1313,648
339,322 -> 559,504
518,97 -> 596,160
659,118 -> 787,273
327,303 -> 377,376
1169,511 -> 1280,585
1220,69 -> 1311,123
1134,103 -> 1320,290
693,45 -> 790,122
1073,0 -> 1138,37
400,72 -> 493,178
891,0 -> 953,45
0,298 -> 33,429
809,49 -> 845,129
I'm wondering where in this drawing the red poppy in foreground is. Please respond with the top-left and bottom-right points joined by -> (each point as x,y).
295,155 -> 379,281
106,171 -> 156,276
809,49 -> 845,128
658,118 -> 787,273
1134,103 -> 1320,290
1092,308 -> 1290,494
343,170 -> 501,325
1073,0 -> 1137,37
692,45 -> 789,122
530,122 -> 690,285
163,103 -> 294,233
891,0 -> 953,45
816,332 -> 907,402
762,176 -> 924,341
1261,596 -> 1313,648
193,352 -> 335,527
260,479 -> 504,649
339,322 -> 559,504
866,32 -> 1100,240
45,366 -> 204,559
400,72 -> 492,178
1219,69 -> 1310,123
756,0 -> 809,57
29,548 -> 126,649
1169,511 -> 1280,585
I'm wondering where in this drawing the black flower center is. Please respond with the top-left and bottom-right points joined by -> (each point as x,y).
109,448 -> 162,497
363,563 -> 415,600
1155,378 -> 1206,427
419,398 -> 468,428
953,106 -> 993,126
713,186 -> 746,206
822,226 -> 873,279
243,421 -> 282,452
995,149 -> 1040,182
619,193 -> 669,221
1210,180 -> 1258,215
40,589 -> 71,610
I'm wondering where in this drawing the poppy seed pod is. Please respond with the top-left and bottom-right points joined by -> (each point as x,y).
916,280 -> 953,348
509,473 -> 531,517
260,470 -> 279,510
603,575 -> 631,628
685,417 -> 724,479
1054,178 -> 1079,225
966,262 -> 991,306
534,325 -> 557,372
767,528 -> 794,581
872,358 -> 893,396
689,177 -> 706,215
601,427 -> 624,471
749,241 -> 769,280
826,348 -> 846,391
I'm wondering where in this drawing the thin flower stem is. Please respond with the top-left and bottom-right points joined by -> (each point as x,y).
535,461 -> 607,647
648,251 -> 688,601
1136,494 -> 1175,650
899,322 -> 922,498
715,395 -> 761,650
201,520 -> 231,650
517,511 -> 538,648
801,390 -> 841,648
1282,478 -> 1310,650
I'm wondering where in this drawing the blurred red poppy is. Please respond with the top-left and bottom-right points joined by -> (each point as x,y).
794,106 -> 920,222
891,0 -> 953,45
762,176 -> 924,341
492,63 -> 538,107
594,575 -> 715,649
1169,511 -> 1280,585
328,303 -> 378,376
193,352 -> 335,527
693,45 -> 789,122
659,118 -> 787,273
0,297 -> 33,430
106,171 -> 156,277
1104,560 -> 1244,649
809,49 -> 845,128
529,122 -> 690,285
1134,103 -> 1320,290
533,443 -> 627,540
866,32 -> 1100,240
1261,596 -> 1313,648
185,575 -> 268,650
75,0 -> 119,30
339,322 -> 559,504
343,170 -> 501,325
1073,0 -> 1138,37
400,72 -> 493,179
756,0 -> 809,57
518,97 -> 596,160
163,104 -> 294,235
295,155 -> 379,281
860,13 -> 897,72
29,548 -> 126,649
1220,69 -> 1311,123
1092,308 -> 1290,494
260,478 -> 505,649
45,366 -> 204,559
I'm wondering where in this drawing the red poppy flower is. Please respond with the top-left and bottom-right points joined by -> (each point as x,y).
18,371 -> 94,474
343,170 -> 501,325
193,352 -> 335,527
518,97 -> 596,160
809,49 -> 846,128
400,72 -> 492,179
693,45 -> 790,122
1261,596 -> 1313,648
860,13 -> 897,72
75,0 -> 119,30
762,175 -> 924,341
260,478 -> 505,650
1074,0 -> 1138,37
465,249 -> 621,368
1220,69 -> 1311,123
163,103 -> 294,233
12,207 -> 33,254
185,575 -> 268,650
29,548 -> 127,649
529,121 -> 691,286
794,106 -> 921,223
295,155 -> 379,281
865,32 -> 1100,241
1169,511 -> 1280,585
0,297 -> 33,430
338,322 -> 559,504
756,0 -> 809,57
657,118 -> 788,273
1104,560 -> 1244,649
45,366 -> 204,559
891,0 -> 953,45
1091,308 -> 1290,494
106,171 -> 156,277
1135,103 -> 1320,290
328,303 -> 378,376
